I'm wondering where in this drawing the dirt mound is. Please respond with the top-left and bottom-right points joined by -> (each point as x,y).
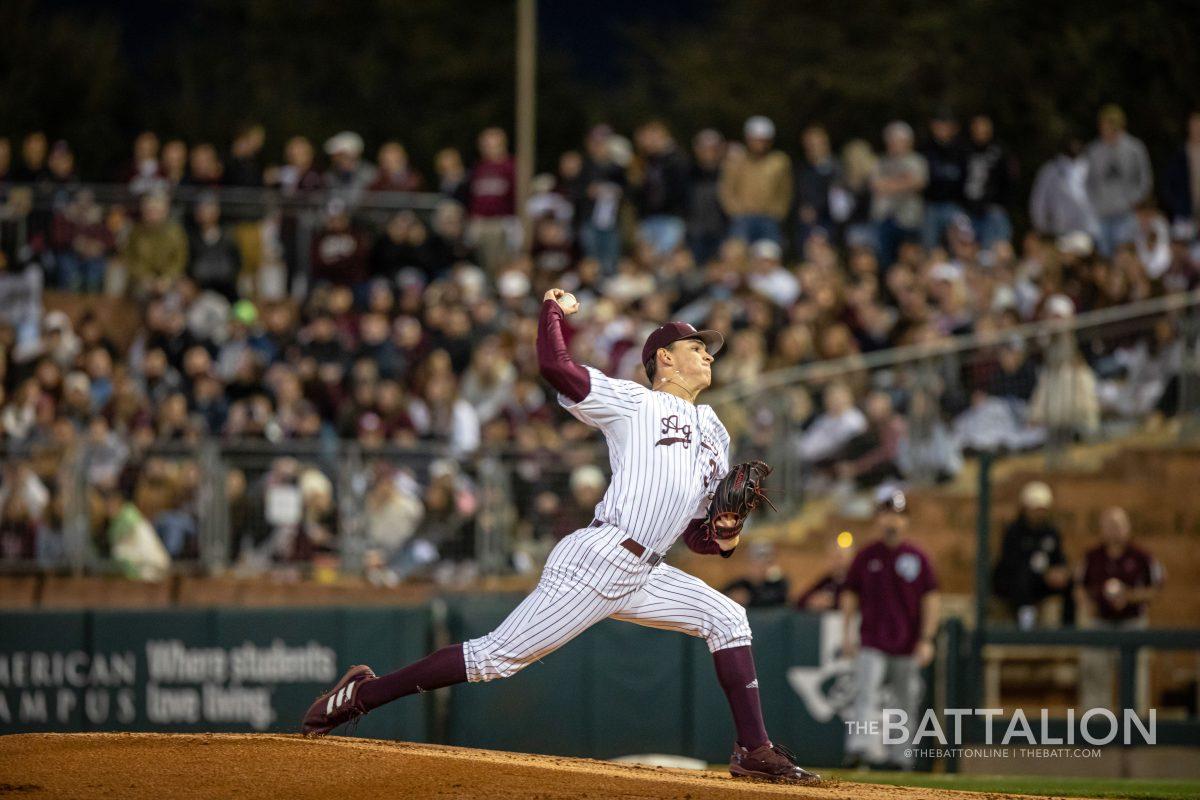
0,733 -> 1045,799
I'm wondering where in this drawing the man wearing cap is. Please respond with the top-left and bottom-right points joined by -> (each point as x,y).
841,489 -> 940,769
301,288 -> 821,785
323,131 -> 376,207
993,481 -> 1072,628
719,116 -> 793,245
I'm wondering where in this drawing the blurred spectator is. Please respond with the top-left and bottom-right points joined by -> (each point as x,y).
872,121 -> 928,266
1079,506 -> 1163,626
1133,202 -> 1171,280
51,189 -> 113,292
793,124 -> 838,252
125,131 -> 164,194
795,382 -> 867,465
324,131 -> 376,205
723,541 -> 789,608
1086,104 -> 1153,257
13,132 -> 49,183
160,140 -> 188,188
963,114 -> 1016,247
123,193 -> 187,294
577,125 -> 626,274
372,211 -> 434,282
1030,135 -> 1100,238
363,462 -> 427,582
830,139 -> 877,250
0,137 -> 11,184
272,136 -> 324,194
796,537 -> 855,611
102,488 -> 170,581
0,462 -> 50,561
226,123 -> 266,187
1162,110 -> 1200,228
310,199 -> 370,289
187,143 -> 225,187
434,147 -> 470,206
920,109 -> 967,250
1028,326 -> 1100,440
187,194 -> 242,301
992,481 -> 1072,628
745,239 -> 800,306
833,391 -> 906,488
1078,506 -> 1164,711
631,120 -> 689,257
467,127 -> 518,273
370,141 -> 424,192
897,389 -> 962,482
719,116 -> 792,245
1097,316 -> 1181,416
686,129 -> 727,265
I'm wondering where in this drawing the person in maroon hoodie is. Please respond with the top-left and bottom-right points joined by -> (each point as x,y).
467,127 -> 519,273
841,489 -> 939,769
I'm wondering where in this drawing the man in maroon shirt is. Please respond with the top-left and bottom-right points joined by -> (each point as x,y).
309,199 -> 370,289
1077,506 -> 1164,710
467,127 -> 520,273
841,489 -> 940,768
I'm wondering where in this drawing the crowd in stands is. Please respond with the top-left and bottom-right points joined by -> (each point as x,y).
1,107 -> 1199,578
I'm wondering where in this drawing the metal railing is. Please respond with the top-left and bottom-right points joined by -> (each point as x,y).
2,292 -> 1198,578
0,180 -> 448,298
706,290 -> 1200,512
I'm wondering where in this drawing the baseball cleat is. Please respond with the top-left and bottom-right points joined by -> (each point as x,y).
730,742 -> 822,784
301,664 -> 376,737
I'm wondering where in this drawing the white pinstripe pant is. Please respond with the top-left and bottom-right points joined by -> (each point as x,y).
465,525 -> 752,682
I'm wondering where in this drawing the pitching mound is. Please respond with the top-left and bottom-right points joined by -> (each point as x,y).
0,733 -> 1049,799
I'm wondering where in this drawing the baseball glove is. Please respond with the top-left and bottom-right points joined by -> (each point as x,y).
708,460 -> 778,539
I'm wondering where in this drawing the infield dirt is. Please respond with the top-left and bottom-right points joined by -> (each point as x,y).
0,733 -> 1068,799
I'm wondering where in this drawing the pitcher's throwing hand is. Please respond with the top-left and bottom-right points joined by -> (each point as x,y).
543,288 -> 579,315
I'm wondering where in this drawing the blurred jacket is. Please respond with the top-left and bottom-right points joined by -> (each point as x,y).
719,150 -> 793,220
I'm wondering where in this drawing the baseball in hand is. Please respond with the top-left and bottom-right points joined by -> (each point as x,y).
544,288 -> 580,315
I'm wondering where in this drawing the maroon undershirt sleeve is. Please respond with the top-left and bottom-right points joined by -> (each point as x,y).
537,298 -> 590,403
683,517 -> 735,558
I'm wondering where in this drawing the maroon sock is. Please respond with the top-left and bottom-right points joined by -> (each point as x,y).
712,645 -> 770,750
357,644 -> 468,711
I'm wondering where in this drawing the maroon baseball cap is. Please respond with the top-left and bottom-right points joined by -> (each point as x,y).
641,322 -> 724,368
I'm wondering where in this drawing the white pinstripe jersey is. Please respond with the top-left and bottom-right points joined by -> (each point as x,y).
559,366 -> 730,555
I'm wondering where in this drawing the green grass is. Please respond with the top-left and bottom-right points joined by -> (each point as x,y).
822,769 -> 1200,799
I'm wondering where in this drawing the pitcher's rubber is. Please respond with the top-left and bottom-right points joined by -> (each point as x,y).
0,733 -> 1054,799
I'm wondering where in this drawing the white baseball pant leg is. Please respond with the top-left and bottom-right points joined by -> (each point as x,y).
464,562 -> 752,682
609,563 -> 753,652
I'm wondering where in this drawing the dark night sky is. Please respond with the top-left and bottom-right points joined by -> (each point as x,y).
44,0 -> 710,87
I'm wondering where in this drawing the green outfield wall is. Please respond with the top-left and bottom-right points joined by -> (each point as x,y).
0,602 -> 906,765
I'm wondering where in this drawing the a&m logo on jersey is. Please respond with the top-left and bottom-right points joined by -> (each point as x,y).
656,415 -> 692,448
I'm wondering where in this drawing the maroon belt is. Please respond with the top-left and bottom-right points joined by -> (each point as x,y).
591,519 -> 664,566
619,537 -> 664,567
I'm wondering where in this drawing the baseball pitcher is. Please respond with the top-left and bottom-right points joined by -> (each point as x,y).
301,290 -> 820,784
